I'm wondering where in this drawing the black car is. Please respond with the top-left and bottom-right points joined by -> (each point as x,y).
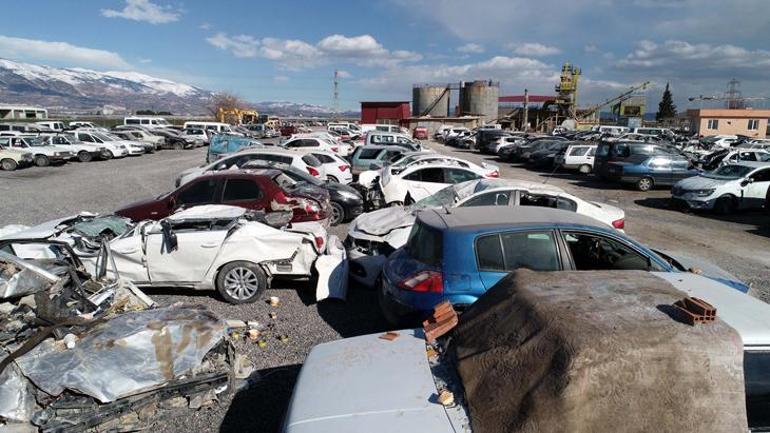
527,141 -> 572,168
242,160 -> 363,225
594,141 -> 684,180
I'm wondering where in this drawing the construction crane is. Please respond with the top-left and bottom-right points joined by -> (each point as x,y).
576,81 -> 651,122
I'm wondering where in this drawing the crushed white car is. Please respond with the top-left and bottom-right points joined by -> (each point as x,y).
357,152 -> 499,189
103,205 -> 347,303
346,178 -> 625,286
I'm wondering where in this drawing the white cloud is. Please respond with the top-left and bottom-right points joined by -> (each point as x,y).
206,33 -> 421,68
584,44 -> 600,53
336,70 -> 352,78
508,42 -> 561,57
138,58 -> 152,64
457,43 -> 485,54
199,22 -> 211,30
273,75 -> 289,82
101,0 -> 180,24
616,39 -> 770,79
0,35 -> 131,70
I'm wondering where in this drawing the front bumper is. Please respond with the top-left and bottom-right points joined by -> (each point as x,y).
670,194 -> 717,210
344,235 -> 392,287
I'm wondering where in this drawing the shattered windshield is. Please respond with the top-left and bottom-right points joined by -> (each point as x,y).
413,185 -> 459,210
703,165 -> 753,179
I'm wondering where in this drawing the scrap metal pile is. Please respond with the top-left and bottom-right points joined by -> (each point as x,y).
0,249 -> 235,432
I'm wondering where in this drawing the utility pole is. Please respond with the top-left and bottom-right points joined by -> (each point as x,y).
333,69 -> 340,120
522,88 -> 529,132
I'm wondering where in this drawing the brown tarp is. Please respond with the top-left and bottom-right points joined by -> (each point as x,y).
451,270 -> 747,433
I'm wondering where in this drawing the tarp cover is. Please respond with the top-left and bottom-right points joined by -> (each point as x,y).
451,270 -> 747,433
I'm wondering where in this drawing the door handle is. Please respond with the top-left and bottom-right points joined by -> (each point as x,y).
200,243 -> 219,248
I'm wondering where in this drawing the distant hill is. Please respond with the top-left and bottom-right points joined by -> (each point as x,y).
0,58 -> 359,117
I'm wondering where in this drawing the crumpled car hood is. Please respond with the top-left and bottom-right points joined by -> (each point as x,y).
354,206 -> 415,236
675,175 -> 728,190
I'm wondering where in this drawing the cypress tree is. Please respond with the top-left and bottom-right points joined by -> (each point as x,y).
656,82 -> 677,120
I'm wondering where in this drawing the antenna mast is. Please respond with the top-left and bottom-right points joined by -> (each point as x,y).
333,69 -> 340,119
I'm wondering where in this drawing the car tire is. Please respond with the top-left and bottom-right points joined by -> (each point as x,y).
216,261 -> 267,304
636,177 -> 654,192
34,155 -> 50,167
578,164 -> 592,174
1,158 -> 17,171
103,150 -> 114,160
327,175 -> 339,183
77,151 -> 92,162
330,201 -> 345,226
714,195 -> 738,215
174,141 -> 184,150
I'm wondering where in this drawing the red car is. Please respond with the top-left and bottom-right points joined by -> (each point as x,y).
412,127 -> 428,140
115,169 -> 331,223
280,125 -> 298,137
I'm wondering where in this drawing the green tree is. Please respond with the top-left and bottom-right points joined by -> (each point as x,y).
656,82 -> 677,121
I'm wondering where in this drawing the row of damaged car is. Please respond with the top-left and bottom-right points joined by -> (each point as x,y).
0,237 -> 240,432
461,127 -> 770,214
1,206 -> 348,304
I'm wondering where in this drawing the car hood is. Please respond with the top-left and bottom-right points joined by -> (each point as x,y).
324,181 -> 361,196
674,175 -> 728,190
353,206 -> 415,236
283,329 -> 455,433
652,249 -> 750,293
288,182 -> 330,200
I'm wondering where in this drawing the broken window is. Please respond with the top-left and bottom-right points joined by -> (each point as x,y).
563,232 -> 651,271
460,190 -> 512,207
519,194 -> 577,212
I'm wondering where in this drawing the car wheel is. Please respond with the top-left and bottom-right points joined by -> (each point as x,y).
327,175 -> 339,183
174,141 -> 184,150
388,201 -> 404,207
77,151 -> 92,162
714,195 -> 738,215
34,155 -> 50,167
1,158 -> 17,171
330,201 -> 345,226
578,164 -> 592,174
103,150 -> 114,160
636,177 -> 654,192
216,261 -> 267,304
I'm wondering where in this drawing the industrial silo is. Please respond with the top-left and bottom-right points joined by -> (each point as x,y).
459,80 -> 499,122
412,84 -> 450,117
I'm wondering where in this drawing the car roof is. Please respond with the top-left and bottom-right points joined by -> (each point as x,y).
199,168 -> 280,179
234,148 -> 300,157
417,206 -> 602,231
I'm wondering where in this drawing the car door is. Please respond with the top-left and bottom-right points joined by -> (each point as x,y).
645,156 -> 673,184
475,230 -> 561,290
744,168 -> 770,208
219,177 -> 266,211
561,231 -> 656,271
401,167 -> 446,201
144,221 -> 228,283
108,225 -> 151,282
669,157 -> 694,182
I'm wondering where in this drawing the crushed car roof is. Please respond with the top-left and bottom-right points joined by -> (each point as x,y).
417,206 -> 604,231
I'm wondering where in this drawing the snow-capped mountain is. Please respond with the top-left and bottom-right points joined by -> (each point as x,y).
0,58 -> 360,117
0,58 -> 213,114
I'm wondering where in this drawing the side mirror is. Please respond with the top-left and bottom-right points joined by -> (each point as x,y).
741,178 -> 754,187
168,196 -> 177,209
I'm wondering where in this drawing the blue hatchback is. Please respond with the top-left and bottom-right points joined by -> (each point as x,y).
379,207 -> 749,324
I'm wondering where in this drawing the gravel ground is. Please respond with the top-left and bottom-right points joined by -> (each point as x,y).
2,139 -> 769,432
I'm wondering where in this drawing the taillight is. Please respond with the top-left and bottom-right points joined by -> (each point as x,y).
314,236 -> 324,250
287,196 -> 327,222
331,146 -> 339,153
307,166 -> 320,177
397,271 -> 443,294
612,219 -> 625,229
487,170 -> 500,178
339,164 -> 349,172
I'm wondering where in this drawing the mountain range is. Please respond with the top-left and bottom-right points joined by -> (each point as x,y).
0,58 -> 356,116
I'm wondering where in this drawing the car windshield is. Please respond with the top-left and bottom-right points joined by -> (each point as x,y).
704,165 -> 753,179
94,133 -> 119,142
391,154 -> 424,169
281,167 -> 323,186
412,185 -> 459,210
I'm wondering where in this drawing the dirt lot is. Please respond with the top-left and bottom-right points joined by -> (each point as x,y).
1,140 -> 769,432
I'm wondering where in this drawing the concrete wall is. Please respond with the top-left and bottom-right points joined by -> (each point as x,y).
688,109 -> 770,138
459,80 -> 499,122
412,86 -> 450,117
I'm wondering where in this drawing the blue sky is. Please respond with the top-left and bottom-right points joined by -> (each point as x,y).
1,0 -> 770,110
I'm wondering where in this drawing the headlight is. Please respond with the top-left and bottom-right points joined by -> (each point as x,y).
694,188 -> 716,197
337,189 -> 361,200
120,145 -> 127,150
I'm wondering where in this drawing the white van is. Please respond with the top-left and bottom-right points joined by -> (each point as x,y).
591,125 -> 630,136
182,121 -> 237,135
124,116 -> 171,129
328,122 -> 361,134
360,124 -> 405,134
35,121 -> 66,132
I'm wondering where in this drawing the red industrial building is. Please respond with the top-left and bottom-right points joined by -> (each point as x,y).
360,101 -> 410,124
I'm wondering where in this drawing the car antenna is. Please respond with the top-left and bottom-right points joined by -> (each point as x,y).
542,162 -> 560,185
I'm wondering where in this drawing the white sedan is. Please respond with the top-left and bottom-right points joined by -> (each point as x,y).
308,150 -> 354,184
104,205 -> 347,303
374,161 -> 499,207
358,153 -> 499,189
346,178 -> 625,286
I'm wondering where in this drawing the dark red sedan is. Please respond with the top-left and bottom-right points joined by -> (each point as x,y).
115,169 -> 330,223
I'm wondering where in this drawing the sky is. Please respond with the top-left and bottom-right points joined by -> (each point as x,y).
1,0 -> 770,111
